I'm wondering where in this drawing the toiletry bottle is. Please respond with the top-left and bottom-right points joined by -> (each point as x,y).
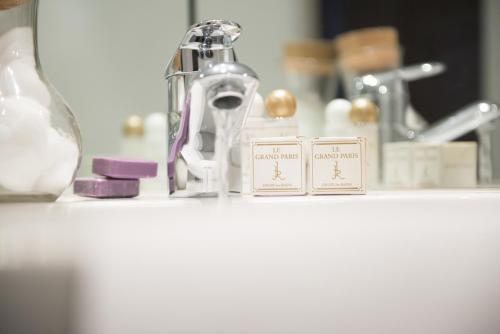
264,89 -> 299,136
324,98 -> 353,137
349,98 -> 380,188
121,115 -> 145,158
143,112 -> 167,191
240,90 -> 299,193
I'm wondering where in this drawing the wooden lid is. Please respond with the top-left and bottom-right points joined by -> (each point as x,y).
285,40 -> 336,59
335,27 -> 400,72
284,40 -> 336,75
0,0 -> 27,10
335,27 -> 398,52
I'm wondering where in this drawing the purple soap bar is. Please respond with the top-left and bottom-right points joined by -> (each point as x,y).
74,178 -> 139,198
92,157 -> 158,179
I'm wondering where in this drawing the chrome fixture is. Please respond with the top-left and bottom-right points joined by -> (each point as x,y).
345,62 -> 446,145
165,19 -> 259,197
417,101 -> 500,183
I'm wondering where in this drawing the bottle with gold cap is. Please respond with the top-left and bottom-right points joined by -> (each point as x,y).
264,89 -> 299,136
121,115 -> 145,158
240,89 -> 299,193
349,98 -> 380,188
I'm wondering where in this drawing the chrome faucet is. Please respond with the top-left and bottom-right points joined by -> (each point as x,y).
165,19 -> 259,197
345,62 -> 446,144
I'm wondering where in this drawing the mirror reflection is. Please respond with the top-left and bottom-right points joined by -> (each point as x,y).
1,0 -> 498,200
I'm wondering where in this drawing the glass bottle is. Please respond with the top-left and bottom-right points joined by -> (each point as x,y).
0,0 -> 82,202
284,40 -> 337,138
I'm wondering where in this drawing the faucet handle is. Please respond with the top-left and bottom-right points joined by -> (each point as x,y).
166,19 -> 241,78
417,101 -> 500,143
181,19 -> 241,50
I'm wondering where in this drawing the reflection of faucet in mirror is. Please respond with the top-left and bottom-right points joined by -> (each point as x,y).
417,101 -> 500,183
334,27 -> 447,146
165,19 -> 259,197
346,62 -> 446,145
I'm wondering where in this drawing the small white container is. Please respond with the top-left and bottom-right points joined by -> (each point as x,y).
383,141 -> 477,188
324,98 -> 353,137
309,137 -> 367,195
250,137 -> 306,196
441,142 -> 477,187
383,142 -> 413,188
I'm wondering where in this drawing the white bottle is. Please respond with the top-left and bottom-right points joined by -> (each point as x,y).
324,98 -> 380,188
324,98 -> 353,137
121,115 -> 145,157
143,112 -> 167,192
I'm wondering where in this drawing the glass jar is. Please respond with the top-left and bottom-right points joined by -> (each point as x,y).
283,40 -> 337,138
0,0 -> 81,202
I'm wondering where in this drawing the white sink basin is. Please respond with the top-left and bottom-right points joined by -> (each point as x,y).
1,190 -> 500,334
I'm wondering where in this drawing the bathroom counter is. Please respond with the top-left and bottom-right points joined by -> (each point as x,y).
4,187 -> 500,211
1,189 -> 500,334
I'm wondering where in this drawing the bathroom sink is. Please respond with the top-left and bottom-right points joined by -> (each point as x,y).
1,190 -> 500,334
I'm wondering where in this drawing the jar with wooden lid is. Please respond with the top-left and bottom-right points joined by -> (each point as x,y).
283,40 -> 337,138
334,26 -> 401,98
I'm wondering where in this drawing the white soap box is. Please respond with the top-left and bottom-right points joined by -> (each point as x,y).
250,136 -> 306,196
383,141 -> 477,188
309,137 -> 367,195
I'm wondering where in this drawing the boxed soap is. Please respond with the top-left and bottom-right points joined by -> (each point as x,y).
309,137 -> 367,195
250,136 -> 306,196
440,142 -> 477,187
383,141 -> 477,188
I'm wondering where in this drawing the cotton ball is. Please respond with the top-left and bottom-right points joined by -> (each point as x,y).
0,58 -> 51,107
0,27 -> 35,65
34,128 -> 79,195
0,96 -> 50,192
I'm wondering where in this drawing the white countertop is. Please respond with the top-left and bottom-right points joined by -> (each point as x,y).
1,189 -> 500,334
3,188 -> 500,213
